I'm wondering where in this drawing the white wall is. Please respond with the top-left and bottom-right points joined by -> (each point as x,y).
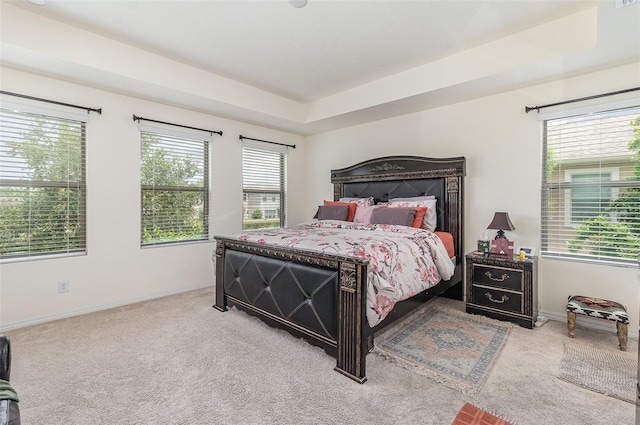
305,62 -> 640,335
2,61 -> 638,338
0,67 -> 306,329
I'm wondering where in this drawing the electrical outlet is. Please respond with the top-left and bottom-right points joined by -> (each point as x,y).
58,280 -> 69,293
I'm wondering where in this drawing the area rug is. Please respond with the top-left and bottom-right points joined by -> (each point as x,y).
558,342 -> 637,403
374,305 -> 511,395
451,403 -> 513,425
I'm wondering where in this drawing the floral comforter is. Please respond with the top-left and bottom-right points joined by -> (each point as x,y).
234,220 -> 455,327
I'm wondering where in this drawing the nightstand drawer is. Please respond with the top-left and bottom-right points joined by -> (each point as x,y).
472,265 -> 522,291
471,285 -> 522,314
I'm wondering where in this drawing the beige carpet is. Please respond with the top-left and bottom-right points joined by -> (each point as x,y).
6,287 -> 637,425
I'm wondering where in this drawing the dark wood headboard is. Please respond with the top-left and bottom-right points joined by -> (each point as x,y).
330,156 -> 466,263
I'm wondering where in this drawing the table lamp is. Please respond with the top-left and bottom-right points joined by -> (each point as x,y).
487,212 -> 515,257
487,212 -> 515,239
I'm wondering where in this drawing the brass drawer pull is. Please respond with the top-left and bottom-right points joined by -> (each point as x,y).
485,271 -> 509,282
485,292 -> 509,304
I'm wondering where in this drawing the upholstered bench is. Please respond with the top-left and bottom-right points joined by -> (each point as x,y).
566,295 -> 629,351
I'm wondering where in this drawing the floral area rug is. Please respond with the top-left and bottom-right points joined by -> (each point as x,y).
451,403 -> 514,425
374,305 -> 511,395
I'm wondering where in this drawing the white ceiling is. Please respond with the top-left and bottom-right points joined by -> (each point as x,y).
10,0 -> 597,102
2,0 -> 640,134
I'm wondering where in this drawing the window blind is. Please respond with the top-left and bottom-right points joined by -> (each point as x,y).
140,129 -> 209,246
0,107 -> 86,260
541,105 -> 640,265
242,144 -> 286,230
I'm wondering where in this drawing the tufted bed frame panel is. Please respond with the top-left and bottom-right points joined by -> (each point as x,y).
214,156 -> 465,383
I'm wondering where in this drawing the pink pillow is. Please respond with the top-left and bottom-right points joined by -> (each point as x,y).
389,195 -> 435,202
353,205 -> 377,224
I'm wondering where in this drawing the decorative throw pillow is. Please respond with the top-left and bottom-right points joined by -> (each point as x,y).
324,200 -> 357,221
313,205 -> 350,221
411,207 -> 427,228
388,199 -> 437,231
353,205 -> 377,224
370,207 -> 417,227
365,205 -> 425,227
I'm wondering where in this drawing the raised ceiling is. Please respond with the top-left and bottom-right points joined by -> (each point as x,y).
2,0 -> 639,135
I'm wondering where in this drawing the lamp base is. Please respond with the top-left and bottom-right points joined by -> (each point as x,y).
494,230 -> 507,239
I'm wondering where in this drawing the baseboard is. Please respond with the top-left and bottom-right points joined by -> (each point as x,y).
540,309 -> 639,341
0,282 -> 215,332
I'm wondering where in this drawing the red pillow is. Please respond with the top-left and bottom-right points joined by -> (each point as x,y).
411,207 -> 427,228
324,201 -> 357,222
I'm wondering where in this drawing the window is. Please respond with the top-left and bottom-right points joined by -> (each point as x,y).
568,171 -> 613,223
140,126 -> 209,246
541,105 -> 640,265
0,105 -> 86,260
242,144 -> 286,230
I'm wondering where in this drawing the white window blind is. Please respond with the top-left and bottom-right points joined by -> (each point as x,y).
242,144 -> 286,230
541,105 -> 640,266
140,128 -> 209,246
0,107 -> 86,260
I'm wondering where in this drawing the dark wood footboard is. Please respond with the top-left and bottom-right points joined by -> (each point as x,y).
214,238 -> 371,383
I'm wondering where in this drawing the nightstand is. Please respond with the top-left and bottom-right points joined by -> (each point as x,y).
465,251 -> 538,329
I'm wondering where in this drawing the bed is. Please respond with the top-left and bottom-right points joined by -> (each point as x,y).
213,155 -> 465,383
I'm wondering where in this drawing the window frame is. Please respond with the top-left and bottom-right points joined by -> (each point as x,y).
540,102 -> 640,267
242,142 -> 287,230
0,102 -> 88,262
139,124 -> 211,247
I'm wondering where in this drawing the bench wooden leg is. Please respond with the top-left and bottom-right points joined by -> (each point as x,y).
567,312 -> 576,338
617,322 -> 628,351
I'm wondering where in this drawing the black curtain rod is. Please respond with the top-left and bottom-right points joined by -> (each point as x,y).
525,87 -> 640,113
132,114 -> 222,136
239,135 -> 295,149
1,90 -> 102,114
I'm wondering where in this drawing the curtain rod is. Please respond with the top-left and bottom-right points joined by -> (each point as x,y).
239,135 -> 295,149
525,87 -> 640,113
1,90 -> 102,114
132,114 -> 222,136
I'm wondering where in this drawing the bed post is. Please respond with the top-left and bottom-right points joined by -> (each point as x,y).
446,175 -> 463,262
213,239 -> 227,312
334,261 -> 368,384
